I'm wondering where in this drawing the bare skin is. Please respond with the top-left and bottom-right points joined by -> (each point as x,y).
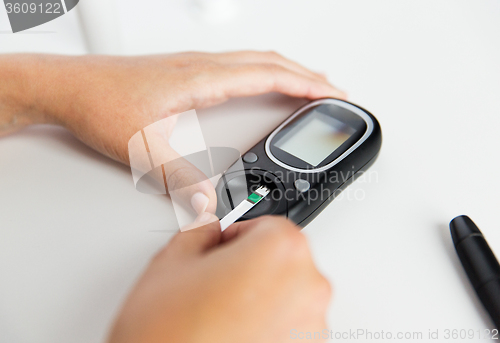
0,51 -> 346,213
0,51 -> 342,342
108,214 -> 332,343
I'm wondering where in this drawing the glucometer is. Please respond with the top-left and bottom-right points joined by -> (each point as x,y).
216,98 -> 382,229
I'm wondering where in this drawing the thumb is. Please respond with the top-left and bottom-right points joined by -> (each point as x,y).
162,148 -> 217,215
135,120 -> 217,215
163,212 -> 222,260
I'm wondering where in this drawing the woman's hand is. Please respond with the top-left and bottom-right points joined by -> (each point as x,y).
0,52 -> 337,341
0,51 -> 346,214
107,215 -> 332,343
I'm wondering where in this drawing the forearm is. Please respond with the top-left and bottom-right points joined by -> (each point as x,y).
0,54 -> 68,135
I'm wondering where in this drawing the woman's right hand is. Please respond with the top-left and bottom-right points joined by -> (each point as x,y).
107,215 -> 332,343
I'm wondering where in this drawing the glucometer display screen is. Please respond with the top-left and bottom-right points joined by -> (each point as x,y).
274,109 -> 356,166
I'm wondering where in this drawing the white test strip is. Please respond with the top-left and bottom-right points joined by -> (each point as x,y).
220,186 -> 271,231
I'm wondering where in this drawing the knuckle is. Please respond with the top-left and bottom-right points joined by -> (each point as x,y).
254,63 -> 287,91
164,161 -> 208,194
165,165 -> 190,191
261,62 -> 283,73
248,63 -> 282,77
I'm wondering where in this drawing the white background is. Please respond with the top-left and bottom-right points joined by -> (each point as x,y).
1,1 -> 500,342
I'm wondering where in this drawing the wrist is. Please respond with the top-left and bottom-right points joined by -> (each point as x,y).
0,54 -> 74,134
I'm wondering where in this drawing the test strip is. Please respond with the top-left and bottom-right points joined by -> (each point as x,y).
220,186 -> 270,231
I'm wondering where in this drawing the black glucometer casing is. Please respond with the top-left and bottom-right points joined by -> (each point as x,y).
215,98 -> 382,227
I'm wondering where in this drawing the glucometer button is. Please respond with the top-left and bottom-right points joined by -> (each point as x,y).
243,152 -> 258,163
294,179 -> 310,193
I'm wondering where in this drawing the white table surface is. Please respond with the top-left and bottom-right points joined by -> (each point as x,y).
1,1 -> 500,342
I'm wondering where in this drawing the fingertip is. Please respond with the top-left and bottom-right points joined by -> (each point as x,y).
311,84 -> 348,101
334,89 -> 348,100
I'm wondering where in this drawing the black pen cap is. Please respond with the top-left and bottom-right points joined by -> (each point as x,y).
450,215 -> 481,245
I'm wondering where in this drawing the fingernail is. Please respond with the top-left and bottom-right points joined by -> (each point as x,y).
191,192 -> 209,215
194,212 -> 215,224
